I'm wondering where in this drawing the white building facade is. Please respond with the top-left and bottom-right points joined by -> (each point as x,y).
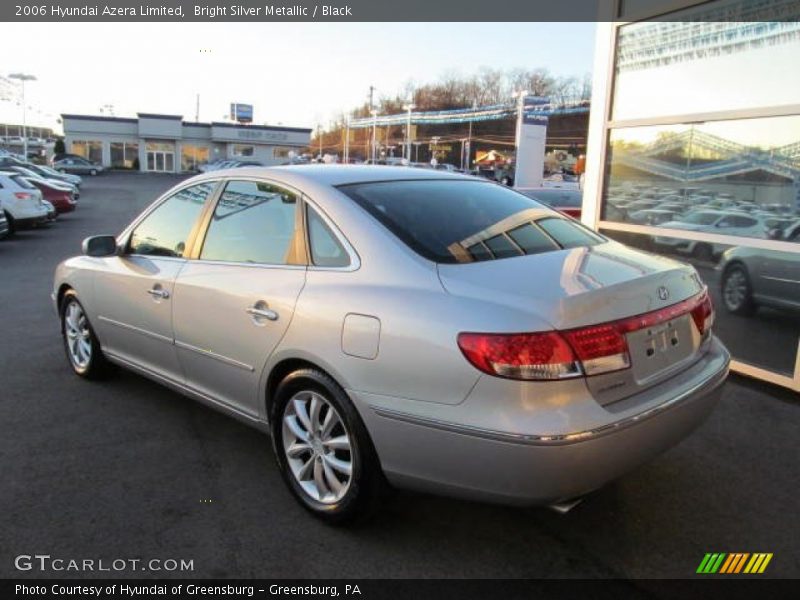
61,113 -> 311,172
583,0 -> 800,390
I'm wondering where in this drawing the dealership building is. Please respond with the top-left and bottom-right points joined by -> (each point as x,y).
61,113 -> 312,172
583,0 -> 800,390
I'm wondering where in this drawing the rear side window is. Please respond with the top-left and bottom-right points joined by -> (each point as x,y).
306,206 -> 350,267
338,179 -> 603,263
200,180 -> 298,264
129,182 -> 214,257
537,217 -> 603,248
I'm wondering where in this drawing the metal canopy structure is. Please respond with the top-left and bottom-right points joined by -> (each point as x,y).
347,98 -> 589,129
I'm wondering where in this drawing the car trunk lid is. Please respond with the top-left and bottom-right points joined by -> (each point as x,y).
438,241 -> 709,405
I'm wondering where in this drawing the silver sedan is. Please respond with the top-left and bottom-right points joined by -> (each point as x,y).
52,166 -> 729,522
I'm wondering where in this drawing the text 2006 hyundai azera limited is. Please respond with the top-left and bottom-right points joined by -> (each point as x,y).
53,166 -> 729,521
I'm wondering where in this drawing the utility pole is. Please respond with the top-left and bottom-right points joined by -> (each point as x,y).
317,123 -> 323,160
195,93 -> 200,122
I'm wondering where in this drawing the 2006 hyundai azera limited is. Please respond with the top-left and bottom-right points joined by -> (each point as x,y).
53,166 -> 729,521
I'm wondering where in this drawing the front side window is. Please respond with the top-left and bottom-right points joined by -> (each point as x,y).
200,180 -> 298,264
129,182 -> 215,257
338,179 -> 603,264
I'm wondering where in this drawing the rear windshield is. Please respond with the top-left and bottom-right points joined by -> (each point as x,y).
338,179 -> 604,264
11,175 -> 36,190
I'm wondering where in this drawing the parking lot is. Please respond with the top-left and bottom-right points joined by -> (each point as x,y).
1,172 -> 798,581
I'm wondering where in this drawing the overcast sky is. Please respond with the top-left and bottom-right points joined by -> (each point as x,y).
0,22 -> 595,133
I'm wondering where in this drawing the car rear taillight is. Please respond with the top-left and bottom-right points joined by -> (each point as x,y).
457,331 -> 581,381
458,289 -> 713,381
690,292 -> 714,336
14,192 -> 32,200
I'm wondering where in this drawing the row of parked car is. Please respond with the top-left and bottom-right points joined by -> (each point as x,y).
606,184 -> 800,262
0,150 -> 82,238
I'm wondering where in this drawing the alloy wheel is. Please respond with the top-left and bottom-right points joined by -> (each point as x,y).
282,390 -> 353,504
723,269 -> 748,311
64,300 -> 92,369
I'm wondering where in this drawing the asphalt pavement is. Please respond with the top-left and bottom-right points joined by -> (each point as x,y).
1,172 -> 798,582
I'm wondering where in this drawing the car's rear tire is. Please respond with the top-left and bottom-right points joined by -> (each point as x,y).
721,265 -> 756,316
60,291 -> 110,379
271,368 -> 384,524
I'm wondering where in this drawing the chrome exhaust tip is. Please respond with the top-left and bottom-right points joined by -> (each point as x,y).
548,496 -> 585,514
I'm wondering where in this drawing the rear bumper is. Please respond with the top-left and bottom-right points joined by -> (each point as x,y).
353,337 -> 729,505
14,215 -> 48,228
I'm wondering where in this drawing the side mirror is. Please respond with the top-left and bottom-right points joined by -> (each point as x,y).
82,235 -> 118,257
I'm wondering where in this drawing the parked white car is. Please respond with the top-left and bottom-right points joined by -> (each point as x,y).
0,171 -> 48,233
654,210 -> 769,262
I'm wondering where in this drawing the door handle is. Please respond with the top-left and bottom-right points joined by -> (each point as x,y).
246,306 -> 279,321
147,288 -> 170,299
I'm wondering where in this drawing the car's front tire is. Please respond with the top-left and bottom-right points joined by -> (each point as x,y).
60,291 -> 110,379
271,368 -> 384,523
721,265 -> 756,316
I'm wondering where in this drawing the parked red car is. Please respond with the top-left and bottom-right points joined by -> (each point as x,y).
518,188 -> 583,219
27,179 -> 77,214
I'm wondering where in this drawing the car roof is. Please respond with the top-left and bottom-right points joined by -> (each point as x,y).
199,164 -> 470,187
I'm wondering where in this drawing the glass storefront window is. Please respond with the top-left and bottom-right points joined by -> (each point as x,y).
612,0 -> 800,120
181,144 -> 210,172
601,115 -> 800,247
110,142 -> 139,169
144,141 -> 175,173
601,228 -> 800,377
273,147 -> 293,159
71,140 -> 102,164
232,144 -> 254,157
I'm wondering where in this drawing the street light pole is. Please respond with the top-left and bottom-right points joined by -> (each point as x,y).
9,73 -> 36,160
402,102 -> 415,162
344,116 -> 350,164
466,100 -> 477,172
370,110 -> 378,163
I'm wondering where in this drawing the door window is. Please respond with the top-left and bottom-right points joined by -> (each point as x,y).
200,180 -> 298,264
129,182 -> 215,257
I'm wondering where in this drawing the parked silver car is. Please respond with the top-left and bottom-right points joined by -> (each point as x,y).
52,166 -> 729,521
718,223 -> 800,315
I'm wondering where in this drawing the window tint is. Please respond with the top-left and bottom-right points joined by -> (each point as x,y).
200,180 -> 298,264
306,206 -> 350,267
339,179 -> 602,263
507,223 -> 560,255
538,218 -> 604,248
129,182 -> 214,257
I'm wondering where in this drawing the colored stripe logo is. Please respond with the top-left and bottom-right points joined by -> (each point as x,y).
697,553 -> 773,574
